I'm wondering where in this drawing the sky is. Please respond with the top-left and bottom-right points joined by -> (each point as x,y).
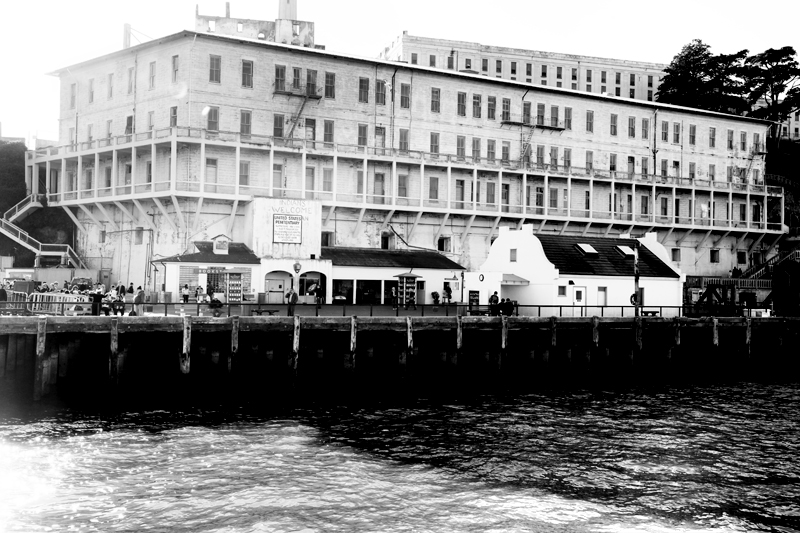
1,0 -> 798,144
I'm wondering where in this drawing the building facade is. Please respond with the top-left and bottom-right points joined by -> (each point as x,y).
14,2 -> 785,300
379,33 -> 666,102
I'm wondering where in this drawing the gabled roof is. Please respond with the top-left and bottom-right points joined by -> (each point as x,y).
321,247 -> 464,270
156,241 -> 260,265
535,235 -> 679,278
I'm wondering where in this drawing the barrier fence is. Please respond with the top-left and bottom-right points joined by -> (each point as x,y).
0,299 -> 776,318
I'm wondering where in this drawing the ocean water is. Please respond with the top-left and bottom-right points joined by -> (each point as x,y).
0,383 -> 798,532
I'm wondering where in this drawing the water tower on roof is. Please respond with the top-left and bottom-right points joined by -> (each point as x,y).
278,0 -> 297,20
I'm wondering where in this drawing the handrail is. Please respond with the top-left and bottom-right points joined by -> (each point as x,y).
3,194 -> 39,221
0,215 -> 87,269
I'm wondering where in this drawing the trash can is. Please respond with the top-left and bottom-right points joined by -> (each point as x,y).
258,292 -> 266,304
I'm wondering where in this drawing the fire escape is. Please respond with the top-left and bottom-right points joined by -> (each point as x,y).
0,194 -> 87,268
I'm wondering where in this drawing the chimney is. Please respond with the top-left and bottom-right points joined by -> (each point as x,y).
123,23 -> 131,49
226,2 -> 230,17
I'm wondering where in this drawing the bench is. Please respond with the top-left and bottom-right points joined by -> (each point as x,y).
251,309 -> 280,316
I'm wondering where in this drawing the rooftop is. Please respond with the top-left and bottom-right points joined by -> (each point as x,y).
535,234 -> 680,279
48,30 -> 769,126
321,247 -> 465,270
157,241 -> 260,265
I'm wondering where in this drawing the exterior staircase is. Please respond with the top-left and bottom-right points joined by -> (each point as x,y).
0,194 -> 87,269
741,250 -> 800,280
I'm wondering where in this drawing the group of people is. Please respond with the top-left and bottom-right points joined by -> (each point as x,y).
88,283 -> 146,316
33,281 -> 89,294
488,291 -> 516,316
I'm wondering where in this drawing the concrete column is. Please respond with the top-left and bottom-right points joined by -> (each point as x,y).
300,150 -> 306,199
610,175 -> 616,220
691,188 -> 696,226
544,175 -> 549,215
77,156 -> 83,195
710,189 -> 714,227
112,149 -> 118,196
472,168 -> 477,210
781,191 -> 785,227
236,145 -> 242,197
391,160 -> 397,206
268,146 -> 273,197
332,154 -> 337,200
497,170 -> 502,213
763,192 -> 768,229
589,177 -> 594,218
672,186 -> 676,223
170,138 -> 178,191
728,191 -> 733,227
632,183 -> 636,222
200,142 -> 206,194
32,163 -> 39,195
45,160 -> 51,197
567,175 -> 572,217
150,143 -> 156,193
362,158 -> 367,203
94,152 -> 100,196
651,184 -> 656,223
60,157 -> 67,201
131,147 -> 137,192
421,162 -> 425,207
446,164 -> 452,210
746,192 -> 751,229
522,173 -> 527,213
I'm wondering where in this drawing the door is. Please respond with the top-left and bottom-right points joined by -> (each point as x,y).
501,183 -> 510,212
597,287 -> 607,307
573,286 -> 586,317
266,279 -> 285,304
305,119 -> 316,148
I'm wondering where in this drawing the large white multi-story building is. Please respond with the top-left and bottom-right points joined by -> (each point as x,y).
10,1 -> 785,304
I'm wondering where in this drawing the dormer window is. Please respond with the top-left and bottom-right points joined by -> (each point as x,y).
615,245 -> 636,257
576,243 -> 598,257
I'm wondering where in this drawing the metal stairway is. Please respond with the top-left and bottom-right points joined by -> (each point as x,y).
741,250 -> 800,280
0,194 -> 87,269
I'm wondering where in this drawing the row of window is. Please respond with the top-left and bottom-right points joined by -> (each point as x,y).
408,52 -> 658,87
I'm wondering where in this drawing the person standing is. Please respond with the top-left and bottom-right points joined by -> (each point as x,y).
286,287 -> 298,316
0,282 -> 7,313
134,286 -> 145,316
489,291 -> 499,316
405,288 -> 417,311
391,287 -> 398,310
181,284 -> 190,304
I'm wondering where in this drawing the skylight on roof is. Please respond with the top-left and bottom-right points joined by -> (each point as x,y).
576,243 -> 598,256
615,245 -> 636,257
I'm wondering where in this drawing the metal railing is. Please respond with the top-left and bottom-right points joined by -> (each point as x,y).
3,194 -> 40,221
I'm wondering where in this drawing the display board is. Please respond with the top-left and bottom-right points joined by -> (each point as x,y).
227,274 -> 243,303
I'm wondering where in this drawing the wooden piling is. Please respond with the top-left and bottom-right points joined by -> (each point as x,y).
453,316 -> 462,367
0,335 -> 7,379
180,316 -> 191,374
550,317 -> 557,347
58,337 -> 69,380
745,318 -> 751,356
634,316 -> 643,351
230,316 -> 239,373
673,317 -> 681,346
33,317 -> 47,401
109,318 -> 120,385
6,334 -> 18,380
349,316 -> 357,370
400,316 -> 413,367
292,315 -> 300,371
592,316 -> 600,347
712,318 -> 719,347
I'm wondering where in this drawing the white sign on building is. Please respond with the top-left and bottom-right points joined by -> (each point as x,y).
273,214 -> 303,244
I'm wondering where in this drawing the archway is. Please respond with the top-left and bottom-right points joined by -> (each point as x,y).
264,270 -> 293,304
299,271 -> 326,304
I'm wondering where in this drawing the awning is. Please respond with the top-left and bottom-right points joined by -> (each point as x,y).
502,273 -> 529,286
394,272 -> 422,278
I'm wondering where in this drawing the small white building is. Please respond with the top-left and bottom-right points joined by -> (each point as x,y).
464,225 -> 684,316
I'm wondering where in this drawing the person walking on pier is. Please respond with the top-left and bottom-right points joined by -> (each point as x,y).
286,287 -> 298,316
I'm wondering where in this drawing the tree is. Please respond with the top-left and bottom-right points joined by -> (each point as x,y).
656,39 -> 749,115
744,46 -> 800,135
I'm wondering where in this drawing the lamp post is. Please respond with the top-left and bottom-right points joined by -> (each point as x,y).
634,241 -> 640,317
